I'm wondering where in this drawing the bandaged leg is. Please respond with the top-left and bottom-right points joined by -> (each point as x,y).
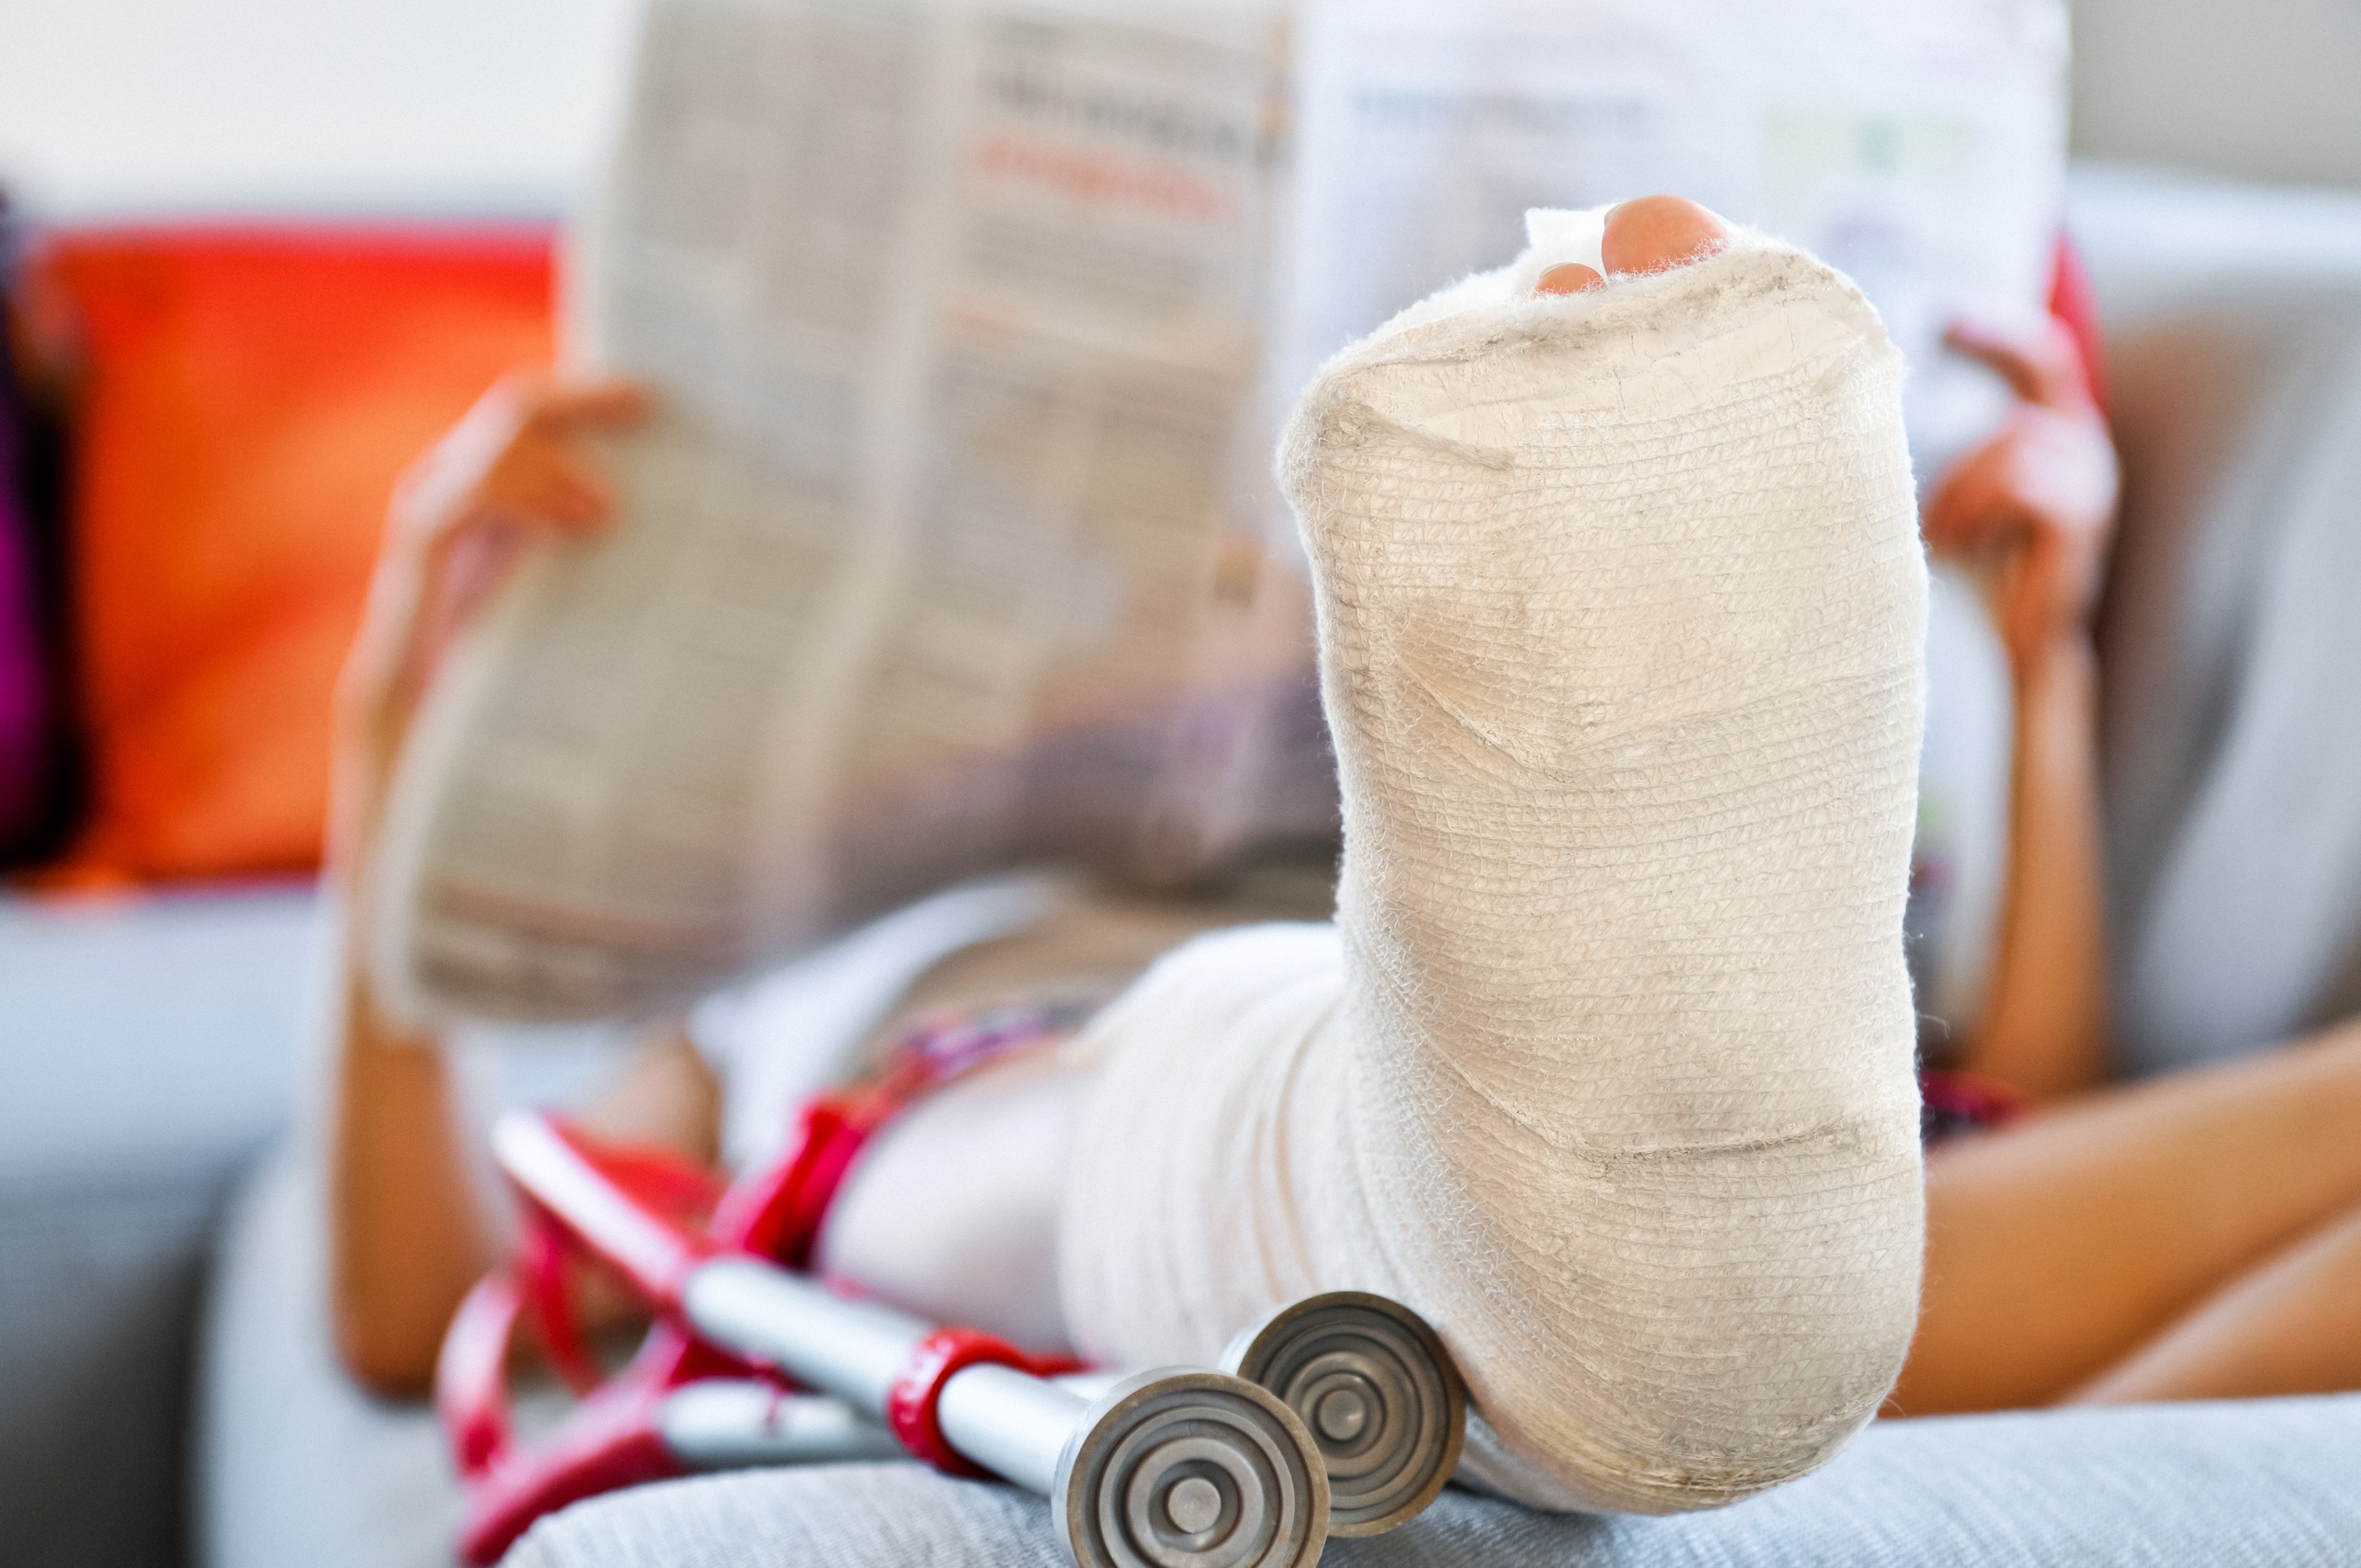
1057,204 -> 1929,1513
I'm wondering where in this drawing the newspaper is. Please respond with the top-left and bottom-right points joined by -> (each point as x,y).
368,0 -> 2066,1025
369,0 -> 1309,1023
1277,0 -> 2070,490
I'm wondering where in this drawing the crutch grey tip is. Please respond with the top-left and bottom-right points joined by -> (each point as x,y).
1220,1291 -> 1466,1537
1053,1369 -> 1328,1568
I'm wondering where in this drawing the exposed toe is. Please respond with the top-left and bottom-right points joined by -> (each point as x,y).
1601,195 -> 1731,277
1535,262 -> 1606,297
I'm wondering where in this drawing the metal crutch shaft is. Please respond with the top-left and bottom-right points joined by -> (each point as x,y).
656,1380 -> 904,1471
678,1285 -> 1467,1535
683,1258 -> 1329,1568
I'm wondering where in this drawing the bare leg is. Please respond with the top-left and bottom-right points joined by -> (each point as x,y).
1898,1016 -> 2361,1413
2066,1198 -> 2361,1404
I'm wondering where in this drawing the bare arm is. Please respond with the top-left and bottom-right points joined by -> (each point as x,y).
325,375 -> 719,1396
1923,321 -> 2121,1100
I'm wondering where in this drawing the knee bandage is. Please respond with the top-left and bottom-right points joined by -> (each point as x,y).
1058,212 -> 1928,1513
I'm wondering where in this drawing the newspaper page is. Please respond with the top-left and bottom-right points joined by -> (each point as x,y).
1272,0 -> 2070,492
370,0 -> 1297,1023
371,0 -> 2066,1025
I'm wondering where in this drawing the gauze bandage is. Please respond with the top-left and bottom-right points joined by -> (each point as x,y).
1058,211 -> 1928,1514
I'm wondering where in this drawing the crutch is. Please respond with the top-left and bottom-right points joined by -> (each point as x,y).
688,1009 -> 1470,1534
1219,1291 -> 1465,1535
485,1110 -> 1330,1568
443,1111 -> 1469,1555
438,1273 -> 905,1564
1047,1292 -> 1465,1537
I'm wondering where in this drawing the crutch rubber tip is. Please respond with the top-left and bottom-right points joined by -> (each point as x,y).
1052,1369 -> 1328,1568
1220,1291 -> 1466,1537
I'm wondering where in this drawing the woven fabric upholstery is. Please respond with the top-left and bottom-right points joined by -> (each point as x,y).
506,1392 -> 2361,1568
195,1137 -> 2361,1568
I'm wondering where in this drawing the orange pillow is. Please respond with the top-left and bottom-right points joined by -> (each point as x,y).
30,226 -> 554,884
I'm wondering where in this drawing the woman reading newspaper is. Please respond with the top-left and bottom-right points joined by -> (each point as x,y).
326,192 -> 2361,1522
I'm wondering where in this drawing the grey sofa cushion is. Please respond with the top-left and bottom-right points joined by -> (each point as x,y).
0,884 -> 319,1568
195,1146 -> 465,1568
0,884 -> 320,1175
0,1156 -> 228,1568
507,1392 -> 2361,1568
2069,169 -> 2361,1074
203,1138 -> 2361,1568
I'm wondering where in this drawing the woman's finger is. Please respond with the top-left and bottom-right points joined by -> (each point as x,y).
1943,318 -> 2091,412
524,378 -> 653,434
484,447 -> 616,532
1923,437 -> 2029,557
414,526 -> 528,676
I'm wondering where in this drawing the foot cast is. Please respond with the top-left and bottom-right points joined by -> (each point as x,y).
1054,196 -> 1929,1512
821,197 -> 1929,1513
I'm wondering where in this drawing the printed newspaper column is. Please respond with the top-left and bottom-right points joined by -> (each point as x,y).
368,0 -> 1293,1024
816,4 -> 1303,907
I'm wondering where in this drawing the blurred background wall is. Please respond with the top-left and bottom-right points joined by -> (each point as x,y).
2069,0 -> 2361,190
0,0 -> 2354,221
0,0 -> 637,217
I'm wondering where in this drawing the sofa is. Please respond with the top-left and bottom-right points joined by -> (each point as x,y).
6,163 -> 2361,1568
1,885 -> 318,1567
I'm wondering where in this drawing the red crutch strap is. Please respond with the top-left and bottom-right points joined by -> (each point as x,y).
885,1328 -> 1047,1478
711,1001 -> 1094,1268
454,1335 -> 690,1566
438,1274 -> 761,1567
710,1095 -> 876,1270
437,1272 -> 528,1480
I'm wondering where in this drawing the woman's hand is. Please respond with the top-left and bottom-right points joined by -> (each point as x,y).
330,374 -> 647,875
325,372 -> 650,1395
1922,319 -> 2120,672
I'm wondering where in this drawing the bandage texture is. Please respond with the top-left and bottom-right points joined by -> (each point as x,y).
1060,218 -> 1928,1513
